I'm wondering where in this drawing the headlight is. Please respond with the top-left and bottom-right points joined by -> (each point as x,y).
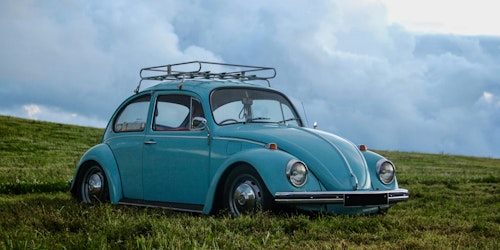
376,159 -> 395,184
286,160 -> 308,187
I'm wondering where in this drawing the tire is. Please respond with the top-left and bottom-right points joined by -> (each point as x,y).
223,166 -> 273,216
75,163 -> 109,203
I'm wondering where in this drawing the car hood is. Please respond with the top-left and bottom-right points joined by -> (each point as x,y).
216,124 -> 371,191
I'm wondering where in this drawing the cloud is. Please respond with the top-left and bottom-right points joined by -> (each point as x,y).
0,0 -> 222,120
0,103 -> 106,128
383,0 -> 500,36
0,0 -> 499,158
23,104 -> 41,117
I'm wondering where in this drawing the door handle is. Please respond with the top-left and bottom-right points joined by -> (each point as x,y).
144,140 -> 157,145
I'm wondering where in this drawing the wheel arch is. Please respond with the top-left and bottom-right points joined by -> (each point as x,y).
209,161 -> 260,214
203,148 -> 296,214
71,144 -> 123,204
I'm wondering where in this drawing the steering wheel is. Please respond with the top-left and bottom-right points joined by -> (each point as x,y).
219,119 -> 239,125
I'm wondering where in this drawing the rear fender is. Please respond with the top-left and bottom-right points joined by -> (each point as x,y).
71,144 -> 123,204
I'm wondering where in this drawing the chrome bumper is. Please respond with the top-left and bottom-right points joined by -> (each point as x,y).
274,188 -> 409,207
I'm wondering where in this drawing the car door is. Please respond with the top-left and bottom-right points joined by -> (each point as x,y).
106,94 -> 151,200
142,94 -> 210,207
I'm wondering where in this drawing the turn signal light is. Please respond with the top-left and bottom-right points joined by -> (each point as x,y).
266,143 -> 278,150
359,144 -> 367,151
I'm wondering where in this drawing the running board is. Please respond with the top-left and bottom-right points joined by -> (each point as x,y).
118,199 -> 204,213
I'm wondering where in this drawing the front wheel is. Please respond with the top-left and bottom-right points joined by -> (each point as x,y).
223,166 -> 273,216
75,163 -> 109,203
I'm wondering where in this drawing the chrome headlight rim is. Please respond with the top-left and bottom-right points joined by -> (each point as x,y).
376,159 -> 396,184
286,159 -> 308,187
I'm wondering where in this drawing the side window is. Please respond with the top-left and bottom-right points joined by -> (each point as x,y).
154,95 -> 204,131
190,98 -> 205,129
114,95 -> 151,132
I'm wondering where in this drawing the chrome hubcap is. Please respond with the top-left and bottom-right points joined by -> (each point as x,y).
82,166 -> 105,203
231,180 -> 261,215
88,173 -> 103,197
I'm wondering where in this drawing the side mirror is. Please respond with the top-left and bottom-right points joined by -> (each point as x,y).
192,117 -> 207,130
313,121 -> 318,129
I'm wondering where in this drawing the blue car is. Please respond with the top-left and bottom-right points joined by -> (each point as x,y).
70,61 -> 408,215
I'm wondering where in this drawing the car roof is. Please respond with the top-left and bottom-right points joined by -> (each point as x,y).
135,61 -> 276,96
139,79 -> 274,97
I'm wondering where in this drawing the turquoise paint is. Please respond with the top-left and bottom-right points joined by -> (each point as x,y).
202,146 -> 323,214
73,144 -> 123,204
72,77 -> 407,214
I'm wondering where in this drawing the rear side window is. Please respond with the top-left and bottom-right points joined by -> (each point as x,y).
114,95 -> 151,132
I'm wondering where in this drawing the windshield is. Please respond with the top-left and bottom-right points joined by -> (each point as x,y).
210,88 -> 302,126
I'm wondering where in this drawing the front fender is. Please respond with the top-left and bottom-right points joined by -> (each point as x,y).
362,150 -> 399,190
202,148 -> 322,214
71,144 -> 123,204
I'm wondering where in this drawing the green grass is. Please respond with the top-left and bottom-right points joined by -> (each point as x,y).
0,115 -> 499,249
0,116 -> 102,194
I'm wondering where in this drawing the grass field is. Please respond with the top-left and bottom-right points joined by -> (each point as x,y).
0,115 -> 498,249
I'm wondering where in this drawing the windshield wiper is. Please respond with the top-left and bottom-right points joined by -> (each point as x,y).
247,117 -> 271,123
277,118 -> 300,124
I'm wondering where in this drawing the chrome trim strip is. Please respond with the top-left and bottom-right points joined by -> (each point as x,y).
104,134 -> 145,143
212,136 -> 266,146
297,127 -> 360,190
274,189 -> 409,205
118,199 -> 204,213
145,135 -> 208,139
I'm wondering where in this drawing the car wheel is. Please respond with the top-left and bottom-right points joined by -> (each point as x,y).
76,163 -> 109,203
223,166 -> 273,216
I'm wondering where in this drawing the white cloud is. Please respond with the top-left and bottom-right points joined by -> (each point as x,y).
23,104 -> 41,118
1,104 -> 107,128
0,0 -> 499,158
382,0 -> 500,36
482,92 -> 493,103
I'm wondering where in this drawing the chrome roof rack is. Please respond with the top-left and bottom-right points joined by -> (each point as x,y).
135,61 -> 276,93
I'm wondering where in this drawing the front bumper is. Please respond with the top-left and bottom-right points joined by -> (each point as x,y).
274,188 -> 409,207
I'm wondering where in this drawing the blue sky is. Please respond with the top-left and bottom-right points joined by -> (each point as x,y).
1,0 -> 499,158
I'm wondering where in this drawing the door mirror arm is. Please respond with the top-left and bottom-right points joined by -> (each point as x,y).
192,117 -> 211,144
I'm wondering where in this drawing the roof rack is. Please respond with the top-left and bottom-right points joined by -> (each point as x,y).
135,61 -> 276,93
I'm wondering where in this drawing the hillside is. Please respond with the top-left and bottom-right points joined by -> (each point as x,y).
0,115 -> 499,249
0,115 -> 103,194
1,115 -> 498,194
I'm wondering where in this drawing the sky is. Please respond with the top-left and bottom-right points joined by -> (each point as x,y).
1,0 -> 499,158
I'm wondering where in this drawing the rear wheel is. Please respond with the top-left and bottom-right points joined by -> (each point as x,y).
223,166 -> 273,216
75,163 -> 109,203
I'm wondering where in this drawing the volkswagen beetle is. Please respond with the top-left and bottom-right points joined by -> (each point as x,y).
70,61 -> 409,215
